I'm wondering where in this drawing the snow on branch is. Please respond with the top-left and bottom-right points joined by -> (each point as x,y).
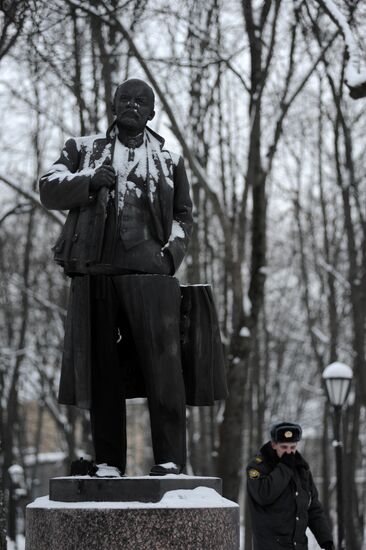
317,0 -> 366,98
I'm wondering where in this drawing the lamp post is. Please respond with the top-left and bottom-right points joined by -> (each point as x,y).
322,362 -> 353,550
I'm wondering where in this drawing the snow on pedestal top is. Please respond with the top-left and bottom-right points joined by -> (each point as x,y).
28,486 -> 238,509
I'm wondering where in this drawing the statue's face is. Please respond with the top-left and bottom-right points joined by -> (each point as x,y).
114,80 -> 155,134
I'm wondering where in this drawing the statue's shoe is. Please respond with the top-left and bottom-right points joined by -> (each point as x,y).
149,462 -> 183,476
70,457 -> 97,476
95,463 -> 122,478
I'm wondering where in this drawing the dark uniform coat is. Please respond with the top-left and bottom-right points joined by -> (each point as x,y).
39,124 -> 228,409
246,442 -> 333,550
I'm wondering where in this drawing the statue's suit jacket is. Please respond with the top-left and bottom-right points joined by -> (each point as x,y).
39,124 -> 228,409
40,124 -> 192,275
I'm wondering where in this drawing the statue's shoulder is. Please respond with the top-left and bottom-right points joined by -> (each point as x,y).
68,133 -> 106,151
146,127 -> 181,167
164,149 -> 181,166
159,146 -> 181,167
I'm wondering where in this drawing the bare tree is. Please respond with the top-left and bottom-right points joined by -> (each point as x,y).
0,0 -> 28,63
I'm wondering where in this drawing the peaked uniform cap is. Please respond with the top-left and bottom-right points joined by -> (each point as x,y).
270,421 -> 302,443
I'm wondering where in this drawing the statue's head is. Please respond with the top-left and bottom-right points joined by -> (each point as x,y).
113,78 -> 155,134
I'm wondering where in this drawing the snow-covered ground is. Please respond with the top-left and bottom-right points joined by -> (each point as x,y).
307,529 -> 321,550
8,531 -> 320,550
239,528 -> 322,549
7,535 -> 25,550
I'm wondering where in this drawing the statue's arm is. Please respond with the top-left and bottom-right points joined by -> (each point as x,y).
39,138 -> 94,211
164,156 -> 193,272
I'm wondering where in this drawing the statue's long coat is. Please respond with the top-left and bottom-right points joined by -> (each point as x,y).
40,125 -> 228,409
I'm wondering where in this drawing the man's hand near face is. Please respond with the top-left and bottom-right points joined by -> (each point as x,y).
280,452 -> 296,469
90,165 -> 116,193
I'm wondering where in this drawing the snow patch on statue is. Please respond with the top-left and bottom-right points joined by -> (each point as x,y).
146,132 -> 174,190
73,134 -> 103,168
148,178 -> 157,202
134,153 -> 148,181
163,221 -> 185,251
45,135 -> 111,184
113,139 -> 130,211
48,163 -> 67,174
148,153 -> 160,183
126,181 -> 142,198
73,134 -> 104,153
169,151 -> 180,166
94,143 -> 112,168
46,166 -> 96,183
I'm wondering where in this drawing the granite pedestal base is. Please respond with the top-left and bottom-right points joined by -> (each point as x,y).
26,478 -> 239,550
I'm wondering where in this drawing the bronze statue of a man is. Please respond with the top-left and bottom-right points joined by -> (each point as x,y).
40,79 -> 193,476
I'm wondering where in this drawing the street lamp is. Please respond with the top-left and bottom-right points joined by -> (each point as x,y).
322,362 -> 353,550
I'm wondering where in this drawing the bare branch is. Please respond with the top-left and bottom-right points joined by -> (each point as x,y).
265,30 -> 339,174
0,173 -> 66,226
0,79 -> 75,135
316,0 -> 366,97
0,0 -> 27,61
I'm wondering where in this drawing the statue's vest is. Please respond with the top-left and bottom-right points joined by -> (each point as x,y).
119,183 -> 154,250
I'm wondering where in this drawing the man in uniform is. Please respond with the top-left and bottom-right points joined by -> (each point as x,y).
246,421 -> 334,550
39,78 -> 193,477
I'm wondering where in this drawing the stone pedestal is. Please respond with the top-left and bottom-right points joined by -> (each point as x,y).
26,477 -> 239,550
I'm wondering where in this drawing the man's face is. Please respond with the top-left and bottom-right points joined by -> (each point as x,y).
114,80 -> 155,134
271,441 -> 298,458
